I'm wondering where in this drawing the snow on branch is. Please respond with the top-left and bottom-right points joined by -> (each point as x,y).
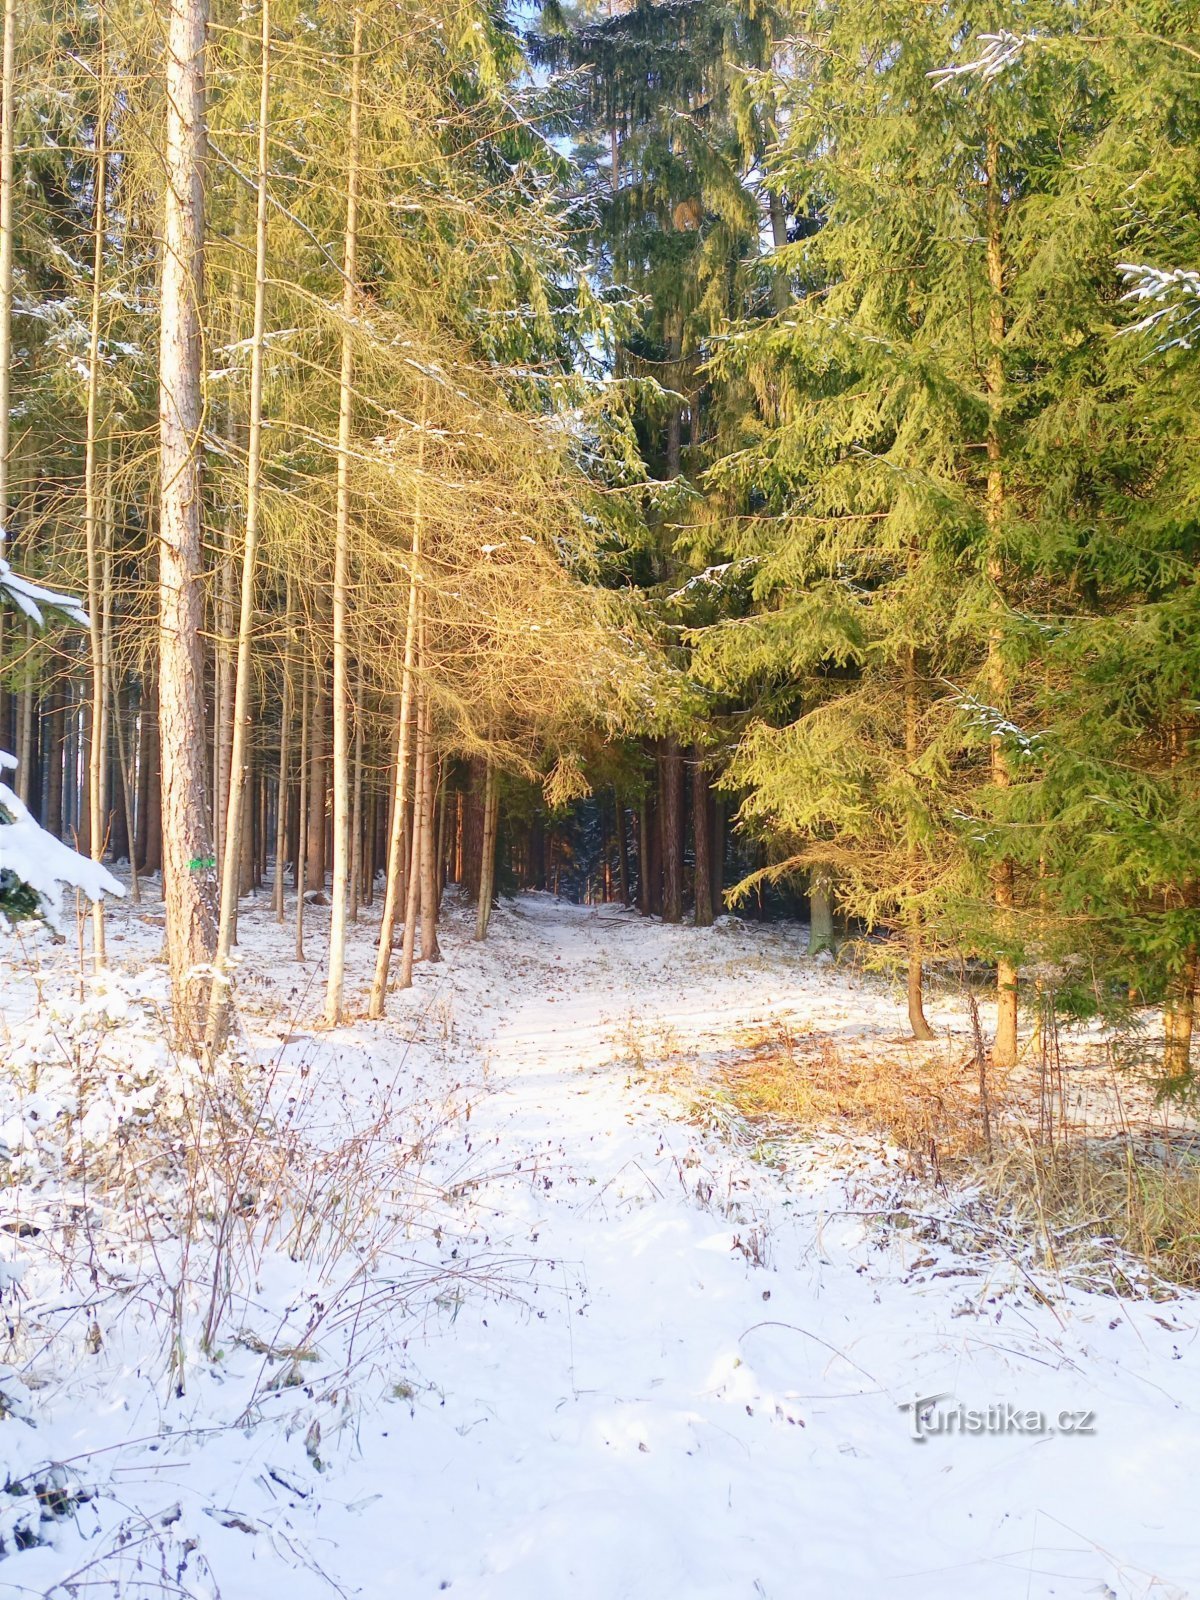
0,554 -> 91,629
1117,263 -> 1200,350
928,31 -> 1031,87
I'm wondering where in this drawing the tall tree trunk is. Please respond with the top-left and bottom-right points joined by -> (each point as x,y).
306,679 -> 326,888
614,787 -> 629,906
418,655 -> 440,963
158,0 -> 216,1040
46,692 -> 64,837
325,7 -> 362,1025
211,0 -> 271,1044
904,645 -> 935,1040
475,757 -> 499,940
398,653 -> 426,988
348,660 -> 364,922
710,791 -> 724,916
985,121 -> 1018,1071
109,663 -> 140,903
295,653 -> 309,961
808,870 -> 835,955
0,0 -> 14,555
660,737 -> 683,923
273,581 -> 292,921
84,14 -> 109,965
637,793 -> 651,914
368,394 -> 425,1018
1164,946 -> 1198,1080
692,745 -> 712,927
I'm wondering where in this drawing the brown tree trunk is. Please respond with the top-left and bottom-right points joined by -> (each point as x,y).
692,746 -> 712,927
475,758 -> 499,940
419,693 -> 440,962
325,7 -> 363,1024
614,789 -> 629,906
1164,946 -> 1198,1080
158,0 -> 217,1039
710,791 -> 724,916
985,121 -> 1018,1071
306,679 -> 326,889
660,737 -> 683,923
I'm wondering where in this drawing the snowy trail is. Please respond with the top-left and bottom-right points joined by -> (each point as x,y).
312,897 -> 1200,1600
3,894 -> 1199,1600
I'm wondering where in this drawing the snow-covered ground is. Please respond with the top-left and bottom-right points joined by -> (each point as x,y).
1,888 -> 1197,1599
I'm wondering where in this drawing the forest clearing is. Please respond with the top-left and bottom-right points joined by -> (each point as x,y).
2,0 -> 1200,1594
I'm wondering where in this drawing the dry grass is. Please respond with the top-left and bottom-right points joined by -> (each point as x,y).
984,1140 -> 1200,1293
715,1020 -> 1009,1169
711,1016 -> 1200,1293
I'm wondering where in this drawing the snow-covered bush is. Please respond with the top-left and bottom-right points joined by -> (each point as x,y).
0,556 -> 123,931
0,750 -> 123,932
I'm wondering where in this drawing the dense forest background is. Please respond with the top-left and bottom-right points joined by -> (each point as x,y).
2,0 -> 1199,1082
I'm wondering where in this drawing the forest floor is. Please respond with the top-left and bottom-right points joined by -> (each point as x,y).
1,888 -> 1198,1599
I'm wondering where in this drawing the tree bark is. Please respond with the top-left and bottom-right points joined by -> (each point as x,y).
84,14 -> 109,965
0,0 -> 15,540
904,645 -> 935,1039
475,758 -> 499,940
305,678 -> 326,890
210,0 -> 272,1043
614,788 -> 629,906
398,666 -> 426,989
1164,947 -> 1198,1080
325,7 -> 363,1024
692,745 -> 712,927
985,121 -> 1018,1070
273,582 -> 292,921
660,737 -> 683,923
419,667 -> 440,962
158,0 -> 216,1040
808,871 -> 836,955
294,652 -> 309,961
368,394 -> 425,1018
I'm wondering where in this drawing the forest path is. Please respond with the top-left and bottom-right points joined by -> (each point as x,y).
345,894 -> 1200,1600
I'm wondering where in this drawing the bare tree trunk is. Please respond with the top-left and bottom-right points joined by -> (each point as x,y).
325,7 -> 363,1024
109,661 -> 140,903
158,0 -> 216,1041
84,9 -> 109,965
0,0 -> 15,548
692,746 -> 712,927
418,647 -> 440,963
306,679 -> 326,890
210,0 -> 271,1044
904,644 -> 935,1039
614,787 -> 629,906
475,757 -> 499,940
660,737 -> 683,923
808,871 -> 835,955
710,791 -> 724,915
348,659 -> 364,922
985,122 -> 1018,1070
368,394 -> 424,1018
398,651 -> 426,988
295,653 -> 309,961
273,581 -> 292,921
1164,946 -> 1198,1081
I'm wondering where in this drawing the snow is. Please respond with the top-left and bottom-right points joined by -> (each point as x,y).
0,887 -> 1197,1598
0,752 -> 124,934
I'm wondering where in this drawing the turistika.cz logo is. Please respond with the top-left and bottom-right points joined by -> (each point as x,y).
899,1393 -> 1097,1442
